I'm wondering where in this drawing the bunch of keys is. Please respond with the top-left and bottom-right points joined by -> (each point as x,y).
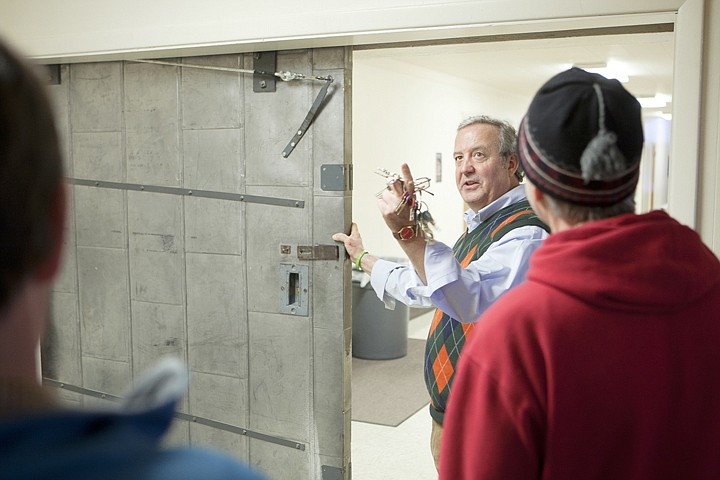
375,167 -> 437,243
375,167 -> 435,198
395,190 -> 415,216
375,167 -> 403,198
415,203 -> 436,242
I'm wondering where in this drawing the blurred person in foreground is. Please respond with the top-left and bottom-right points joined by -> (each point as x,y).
0,38 -> 264,480
440,67 -> 720,479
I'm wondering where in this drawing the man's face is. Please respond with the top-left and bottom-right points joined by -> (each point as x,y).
454,123 -> 518,212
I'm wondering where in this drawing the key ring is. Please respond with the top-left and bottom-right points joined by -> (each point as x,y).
375,166 -> 437,243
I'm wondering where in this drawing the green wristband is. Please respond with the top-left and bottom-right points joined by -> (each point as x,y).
355,250 -> 369,271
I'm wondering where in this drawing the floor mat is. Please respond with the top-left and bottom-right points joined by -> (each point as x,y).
352,338 -> 429,427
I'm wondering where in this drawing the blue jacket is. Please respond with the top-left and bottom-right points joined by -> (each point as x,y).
0,401 -> 265,480
1,358 -> 264,480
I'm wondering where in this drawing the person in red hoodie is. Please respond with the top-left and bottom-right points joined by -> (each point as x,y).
440,67 -> 720,480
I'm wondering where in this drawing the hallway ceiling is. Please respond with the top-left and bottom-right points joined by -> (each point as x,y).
356,31 -> 674,116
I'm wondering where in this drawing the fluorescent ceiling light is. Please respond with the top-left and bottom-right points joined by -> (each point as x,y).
574,62 -> 629,83
637,93 -> 672,109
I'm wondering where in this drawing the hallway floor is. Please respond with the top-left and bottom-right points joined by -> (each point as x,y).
351,311 -> 438,480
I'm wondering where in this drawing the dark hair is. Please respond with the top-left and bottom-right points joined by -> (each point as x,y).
0,40 -> 64,308
457,115 -> 524,182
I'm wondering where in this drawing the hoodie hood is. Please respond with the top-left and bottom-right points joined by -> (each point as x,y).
527,210 -> 720,313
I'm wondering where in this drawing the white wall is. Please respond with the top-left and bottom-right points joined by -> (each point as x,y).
639,117 -> 671,211
0,1 -> 682,62
698,0 -> 720,252
352,53 -> 528,258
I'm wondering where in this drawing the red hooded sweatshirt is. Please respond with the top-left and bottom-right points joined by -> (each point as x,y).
441,210 -> 720,480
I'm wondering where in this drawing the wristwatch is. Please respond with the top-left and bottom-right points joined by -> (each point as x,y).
393,225 -> 416,240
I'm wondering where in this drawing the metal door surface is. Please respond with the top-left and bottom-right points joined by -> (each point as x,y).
43,47 -> 352,480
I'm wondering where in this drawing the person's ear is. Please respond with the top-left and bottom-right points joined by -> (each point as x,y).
528,179 -> 545,204
35,182 -> 67,282
507,154 -> 519,178
527,180 -> 552,218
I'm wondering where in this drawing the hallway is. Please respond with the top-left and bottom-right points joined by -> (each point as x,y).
351,311 -> 437,480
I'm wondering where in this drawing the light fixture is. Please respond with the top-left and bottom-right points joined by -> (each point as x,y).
636,93 -> 672,109
573,62 -> 629,83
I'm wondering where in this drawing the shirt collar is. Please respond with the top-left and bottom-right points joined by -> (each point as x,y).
463,184 -> 527,232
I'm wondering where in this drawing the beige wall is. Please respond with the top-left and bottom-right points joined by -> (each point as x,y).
0,1 -> 683,61
664,0 -> 719,254
698,0 -> 720,253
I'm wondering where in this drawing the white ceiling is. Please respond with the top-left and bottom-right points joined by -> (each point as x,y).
356,31 -> 675,115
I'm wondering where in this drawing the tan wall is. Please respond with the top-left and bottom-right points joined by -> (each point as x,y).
0,1 -> 683,61
698,0 -> 720,253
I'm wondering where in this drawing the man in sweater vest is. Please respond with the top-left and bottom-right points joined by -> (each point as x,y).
333,115 -> 549,470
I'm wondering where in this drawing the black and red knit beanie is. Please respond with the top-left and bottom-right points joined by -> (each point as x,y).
517,67 -> 644,206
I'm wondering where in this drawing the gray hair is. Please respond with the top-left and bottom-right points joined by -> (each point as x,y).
544,195 -> 636,223
457,115 -> 524,182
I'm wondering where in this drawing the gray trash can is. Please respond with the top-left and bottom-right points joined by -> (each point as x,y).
352,275 -> 408,360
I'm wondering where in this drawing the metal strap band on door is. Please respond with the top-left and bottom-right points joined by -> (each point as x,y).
43,378 -> 306,451
281,77 -> 333,158
131,58 -> 334,158
68,178 -> 305,209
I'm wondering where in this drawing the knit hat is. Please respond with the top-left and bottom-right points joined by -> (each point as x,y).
517,67 -> 644,206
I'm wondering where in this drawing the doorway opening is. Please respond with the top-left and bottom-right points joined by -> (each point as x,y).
349,25 -> 674,480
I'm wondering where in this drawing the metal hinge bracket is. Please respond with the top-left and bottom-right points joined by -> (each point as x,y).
321,164 -> 351,191
321,465 -> 343,480
253,51 -> 277,92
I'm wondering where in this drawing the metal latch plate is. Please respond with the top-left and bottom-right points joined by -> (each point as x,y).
279,264 -> 309,316
297,245 -> 339,261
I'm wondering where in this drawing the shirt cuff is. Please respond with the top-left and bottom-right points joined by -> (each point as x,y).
370,258 -> 399,309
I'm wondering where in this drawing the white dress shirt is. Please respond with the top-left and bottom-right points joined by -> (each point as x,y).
370,185 -> 548,323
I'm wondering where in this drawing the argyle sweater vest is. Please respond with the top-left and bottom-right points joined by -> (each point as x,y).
424,199 -> 548,425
